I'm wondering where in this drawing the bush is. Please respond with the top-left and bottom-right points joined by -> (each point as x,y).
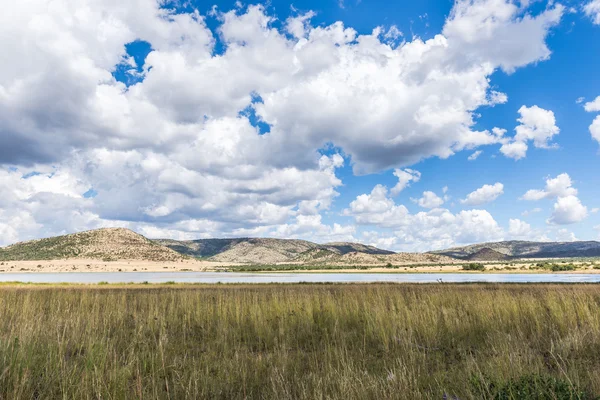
550,263 -> 576,272
462,263 -> 485,271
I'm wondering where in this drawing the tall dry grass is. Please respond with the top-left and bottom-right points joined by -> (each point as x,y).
1,284 -> 599,399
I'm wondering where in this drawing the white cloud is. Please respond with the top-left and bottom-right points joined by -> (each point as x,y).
272,214 -> 356,242
383,25 -> 403,41
442,0 -> 564,73
500,141 -> 529,160
548,195 -> 588,225
555,228 -> 577,242
590,116 -> 600,145
413,191 -> 445,209
461,182 -> 504,206
488,91 -> 508,105
345,185 -> 503,251
522,173 -> 577,201
514,105 -> 560,148
508,218 -> 532,237
584,0 -> 600,24
521,173 -> 588,226
584,96 -> 600,145
390,169 -> 421,196
584,96 -> 600,112
468,150 -> 483,160
0,0 -> 567,244
500,105 -> 560,160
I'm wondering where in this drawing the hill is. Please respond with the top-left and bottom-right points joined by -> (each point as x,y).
154,237 -> 399,264
431,240 -> 600,260
0,228 -> 184,262
154,237 -> 455,265
323,242 -> 395,255
154,238 -> 319,263
465,248 -> 510,261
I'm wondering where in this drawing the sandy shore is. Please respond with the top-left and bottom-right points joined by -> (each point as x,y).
268,260 -> 600,273
0,259 -> 237,273
0,259 -> 598,274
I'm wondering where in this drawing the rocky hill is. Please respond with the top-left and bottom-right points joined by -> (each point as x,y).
154,238 -> 319,263
0,228 -> 184,261
465,248 -> 510,261
10,229 -> 597,265
323,242 -> 394,256
431,240 -> 600,260
154,237 -> 454,265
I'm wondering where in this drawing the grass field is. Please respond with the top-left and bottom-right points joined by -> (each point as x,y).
1,284 -> 600,399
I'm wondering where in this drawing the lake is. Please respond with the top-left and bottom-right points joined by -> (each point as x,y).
1,272 -> 600,284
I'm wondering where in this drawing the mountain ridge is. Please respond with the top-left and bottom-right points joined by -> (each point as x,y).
153,237 -> 396,264
431,240 -> 600,259
3,229 -> 600,264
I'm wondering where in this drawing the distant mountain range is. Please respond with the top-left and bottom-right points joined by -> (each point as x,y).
153,237 -> 394,264
0,228 -> 450,265
430,240 -> 600,260
2,229 -> 600,263
153,237 -> 452,264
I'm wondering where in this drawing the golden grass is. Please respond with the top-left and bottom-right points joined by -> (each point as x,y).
1,284 -> 600,399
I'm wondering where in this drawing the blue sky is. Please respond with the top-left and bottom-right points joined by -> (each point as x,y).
1,0 -> 599,250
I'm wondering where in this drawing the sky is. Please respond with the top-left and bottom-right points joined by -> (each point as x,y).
1,0 -> 600,251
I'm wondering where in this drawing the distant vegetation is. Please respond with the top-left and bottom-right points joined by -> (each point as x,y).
530,262 -> 578,272
223,262 -> 456,272
1,284 -> 600,399
462,263 -> 486,271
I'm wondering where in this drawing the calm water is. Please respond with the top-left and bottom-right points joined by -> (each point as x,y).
1,272 -> 600,284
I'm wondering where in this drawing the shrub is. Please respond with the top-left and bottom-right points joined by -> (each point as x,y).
462,263 -> 485,271
550,263 -> 576,272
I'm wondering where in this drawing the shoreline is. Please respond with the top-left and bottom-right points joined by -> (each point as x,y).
1,258 -> 599,274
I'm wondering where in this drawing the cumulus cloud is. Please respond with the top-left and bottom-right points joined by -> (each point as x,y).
461,183 -> 504,206
589,117 -> 600,145
548,195 -> 588,225
508,218 -> 532,237
442,0 -> 564,73
584,96 -> 600,145
521,173 -> 577,200
584,0 -> 600,24
390,169 -> 421,196
521,173 -> 588,226
0,0 -> 566,244
500,105 -> 560,160
344,185 -> 503,251
584,96 -> 600,112
555,228 -> 578,242
413,191 -> 445,209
